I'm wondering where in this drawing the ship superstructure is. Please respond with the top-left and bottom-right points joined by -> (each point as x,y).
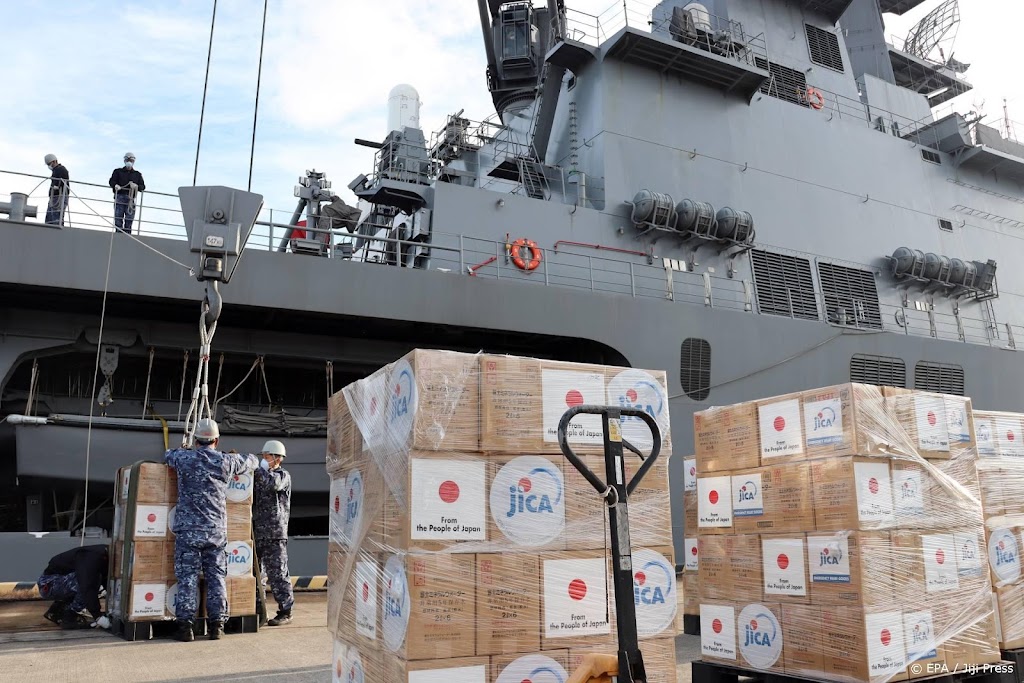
1,0 -> 1022,575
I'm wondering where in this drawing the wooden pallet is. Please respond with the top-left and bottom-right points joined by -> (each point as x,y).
691,660 -> 1018,683
110,614 -> 259,641
999,650 -> 1024,683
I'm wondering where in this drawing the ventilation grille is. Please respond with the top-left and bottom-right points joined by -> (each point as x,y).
755,57 -> 809,107
914,362 -> 965,395
938,219 -> 954,232
817,262 -> 883,330
750,250 -> 819,320
921,149 -> 941,164
805,25 -> 844,72
850,354 -> 907,388
680,338 -> 711,401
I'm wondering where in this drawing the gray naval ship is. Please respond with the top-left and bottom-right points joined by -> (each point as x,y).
0,0 -> 1020,576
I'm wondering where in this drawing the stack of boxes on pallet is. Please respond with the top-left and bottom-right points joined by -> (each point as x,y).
325,350 -> 678,683
694,383 -> 1002,683
107,461 -> 257,624
974,410 -> 1024,648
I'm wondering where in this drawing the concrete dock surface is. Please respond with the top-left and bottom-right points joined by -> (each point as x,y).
0,593 -> 699,682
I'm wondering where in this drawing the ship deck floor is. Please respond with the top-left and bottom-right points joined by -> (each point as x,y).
0,593 -> 702,682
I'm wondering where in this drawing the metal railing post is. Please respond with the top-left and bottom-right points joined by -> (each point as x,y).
589,256 -> 594,290
630,262 -> 635,297
459,235 -> 465,274
496,241 -> 501,279
136,192 -> 145,237
544,249 -> 549,286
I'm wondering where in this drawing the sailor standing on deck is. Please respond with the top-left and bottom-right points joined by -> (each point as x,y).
43,154 -> 69,226
163,419 -> 259,642
253,440 -> 295,626
108,152 -> 145,234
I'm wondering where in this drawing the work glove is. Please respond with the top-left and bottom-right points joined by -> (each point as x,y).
128,182 -> 138,190
114,185 -> 121,192
260,459 -> 270,471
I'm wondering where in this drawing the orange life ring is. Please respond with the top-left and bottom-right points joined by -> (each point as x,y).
510,238 -> 542,271
806,87 -> 825,110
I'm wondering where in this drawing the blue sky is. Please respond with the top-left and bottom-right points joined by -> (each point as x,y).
0,0 -> 1019,239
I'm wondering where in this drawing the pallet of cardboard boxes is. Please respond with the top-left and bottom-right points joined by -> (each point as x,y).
107,460 -> 258,639
325,350 -> 678,682
693,383 -> 1004,683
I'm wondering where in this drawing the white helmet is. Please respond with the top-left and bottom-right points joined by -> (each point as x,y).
124,152 -> 136,162
261,439 -> 286,457
44,154 -> 57,165
194,418 -> 220,443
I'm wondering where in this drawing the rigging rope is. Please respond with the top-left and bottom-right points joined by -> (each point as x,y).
248,0 -> 268,192
213,352 -> 225,419
79,220 -> 118,546
177,350 -> 191,421
194,0 -> 218,186
215,356 -> 261,409
180,304 -> 218,447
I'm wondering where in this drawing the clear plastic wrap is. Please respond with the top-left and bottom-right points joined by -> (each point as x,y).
325,350 -> 677,682
107,462 -> 257,622
694,383 -> 1002,683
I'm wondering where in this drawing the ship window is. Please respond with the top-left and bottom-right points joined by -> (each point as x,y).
805,24 -> 844,72
817,262 -> 883,330
750,250 -> 819,320
921,149 -> 941,164
680,338 -> 711,401
914,361 -> 965,395
850,354 -> 907,388
755,57 -> 808,107
938,219 -> 954,232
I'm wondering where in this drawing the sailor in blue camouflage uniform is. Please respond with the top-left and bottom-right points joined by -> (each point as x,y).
163,418 -> 258,642
254,439 -> 294,626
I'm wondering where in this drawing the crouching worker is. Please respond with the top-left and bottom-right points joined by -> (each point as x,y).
254,439 -> 294,626
38,544 -> 109,629
163,418 -> 258,642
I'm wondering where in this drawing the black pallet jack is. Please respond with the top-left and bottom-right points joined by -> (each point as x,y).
557,404 -> 663,683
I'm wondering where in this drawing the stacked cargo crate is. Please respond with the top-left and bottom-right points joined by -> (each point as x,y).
108,461 -> 257,630
973,410 -> 1024,649
325,350 -> 678,683
695,383 -> 1001,683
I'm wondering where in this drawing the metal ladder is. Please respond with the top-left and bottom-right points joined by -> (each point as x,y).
517,155 -> 549,200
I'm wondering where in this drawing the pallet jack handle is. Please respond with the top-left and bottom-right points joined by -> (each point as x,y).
557,404 -> 662,683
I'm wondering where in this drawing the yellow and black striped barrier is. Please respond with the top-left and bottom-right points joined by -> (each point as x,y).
290,576 -> 327,591
0,582 -> 41,600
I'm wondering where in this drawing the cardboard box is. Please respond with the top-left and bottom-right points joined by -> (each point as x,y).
694,403 -> 759,474
588,454 -> 672,548
977,463 -> 1007,517
807,531 -> 892,607
734,601 -> 785,672
757,392 -> 806,463
331,463 -> 387,553
480,355 -> 607,455
697,474 -> 734,534
333,641 -> 384,683
684,535 -> 699,573
995,582 -> 1024,649
387,655 -> 491,683
604,366 -> 674,457
491,651 -> 569,683
811,457 -> 896,531
902,609 -> 946,679
227,504 -> 252,541
385,453 -> 489,553
125,580 -> 175,621
226,539 -> 255,578
225,469 -> 255,506
891,531 -> 969,602
539,550 -> 612,651
624,636 -> 676,683
611,546 -> 676,641
984,524 -> 1023,588
326,390 -> 358,475
476,553 -> 541,656
226,575 -> 256,615
381,552 -> 476,661
783,604 -> 824,677
699,601 -> 738,664
821,606 -> 909,683
335,554 -> 380,647
122,539 -> 175,582
801,384 -> 891,460
491,454 -> 567,552
130,463 -> 178,504
698,534 -> 761,603
891,457 -> 984,531
942,609 -> 1001,669
973,410 -> 1024,458
883,389 -> 974,461
761,534 -> 809,604
130,503 -> 171,540
684,491 -> 698,538
732,462 -> 814,534
682,572 -> 699,616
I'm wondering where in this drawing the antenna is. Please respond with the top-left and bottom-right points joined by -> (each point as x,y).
1005,99 -> 1017,142
903,0 -> 960,66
